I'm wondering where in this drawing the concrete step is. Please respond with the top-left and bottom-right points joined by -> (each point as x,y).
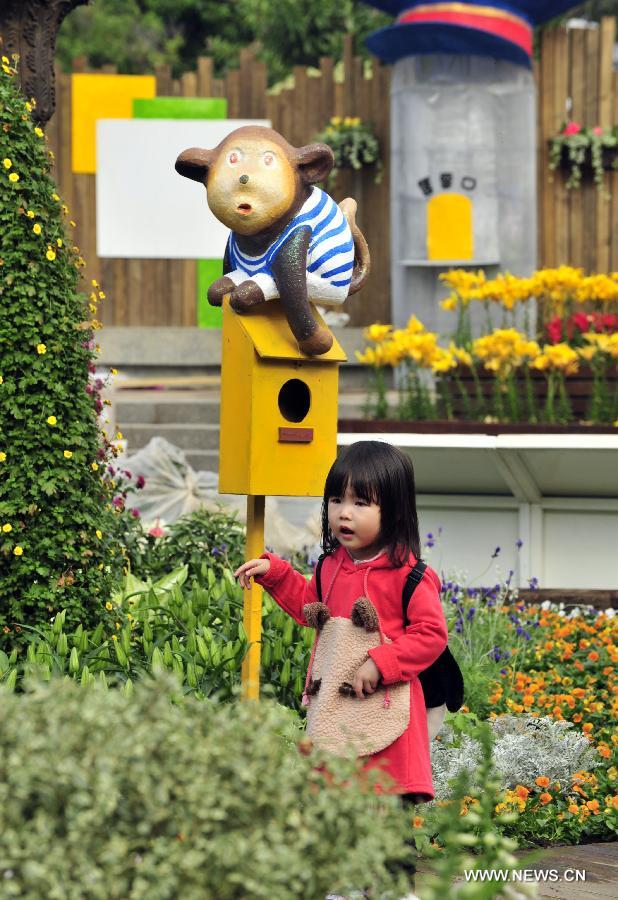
116,397 -> 220,425
121,423 -> 220,452
184,450 -> 220,473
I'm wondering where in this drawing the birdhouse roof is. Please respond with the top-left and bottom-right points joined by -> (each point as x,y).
363,1 -> 579,67
236,301 -> 347,363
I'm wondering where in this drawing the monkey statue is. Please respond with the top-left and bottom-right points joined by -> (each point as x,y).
175,125 -> 370,356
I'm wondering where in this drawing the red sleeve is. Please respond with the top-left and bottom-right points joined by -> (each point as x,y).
253,552 -> 318,627
368,569 -> 448,685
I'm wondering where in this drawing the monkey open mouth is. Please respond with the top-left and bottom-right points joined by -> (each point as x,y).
237,203 -> 252,215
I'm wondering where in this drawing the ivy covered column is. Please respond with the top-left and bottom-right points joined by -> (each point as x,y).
0,57 -> 122,646
0,0 -> 89,125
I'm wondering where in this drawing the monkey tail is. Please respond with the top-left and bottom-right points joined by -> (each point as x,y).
339,197 -> 371,295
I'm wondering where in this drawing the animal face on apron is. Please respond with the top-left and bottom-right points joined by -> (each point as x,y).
302,597 -> 410,758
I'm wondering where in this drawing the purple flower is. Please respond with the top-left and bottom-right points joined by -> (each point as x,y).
487,600 -> 495,608
130,508 -> 140,518
123,470 -> 132,479
528,577 -> 539,590
112,496 -> 124,508
491,547 -> 501,559
500,668 -> 508,675
516,539 -> 524,549
136,474 -> 146,489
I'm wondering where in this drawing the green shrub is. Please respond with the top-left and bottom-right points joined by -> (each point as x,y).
0,58 -> 122,644
1,566 -> 313,710
0,673 -> 412,899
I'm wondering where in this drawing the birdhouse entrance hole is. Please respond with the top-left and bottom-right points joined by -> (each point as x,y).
278,379 -> 311,422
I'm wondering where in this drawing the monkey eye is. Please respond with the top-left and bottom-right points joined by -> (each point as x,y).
227,149 -> 242,166
262,152 -> 276,167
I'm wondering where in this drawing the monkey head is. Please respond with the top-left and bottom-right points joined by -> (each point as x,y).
175,126 -> 334,236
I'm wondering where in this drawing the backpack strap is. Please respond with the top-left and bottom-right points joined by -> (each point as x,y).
315,553 -> 328,603
402,559 -> 427,624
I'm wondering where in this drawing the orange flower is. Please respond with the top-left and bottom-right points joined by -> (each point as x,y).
515,785 -> 530,801
586,800 -> 600,814
413,816 -> 424,828
582,723 -> 593,734
540,793 -> 553,805
588,651 -> 600,662
568,803 -> 579,814
535,776 -> 551,789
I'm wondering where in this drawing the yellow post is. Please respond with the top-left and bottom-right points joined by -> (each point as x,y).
241,494 -> 265,700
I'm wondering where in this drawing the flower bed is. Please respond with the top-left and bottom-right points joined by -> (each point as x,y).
356,266 -> 618,426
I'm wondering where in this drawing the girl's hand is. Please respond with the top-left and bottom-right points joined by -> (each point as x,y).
352,657 -> 381,700
234,558 -> 270,589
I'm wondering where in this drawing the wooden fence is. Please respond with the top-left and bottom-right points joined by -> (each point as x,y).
538,16 -> 618,272
46,38 -> 391,328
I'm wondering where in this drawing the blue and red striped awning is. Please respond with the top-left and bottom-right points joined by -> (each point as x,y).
363,1 -> 579,67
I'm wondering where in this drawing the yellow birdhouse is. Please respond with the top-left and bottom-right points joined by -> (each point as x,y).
219,296 -> 347,496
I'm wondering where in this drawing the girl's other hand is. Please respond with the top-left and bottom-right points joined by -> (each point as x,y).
234,558 -> 270,589
352,657 -> 381,700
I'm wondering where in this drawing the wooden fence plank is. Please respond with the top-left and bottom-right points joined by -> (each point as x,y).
595,17 -> 615,272
611,72 -> 618,271
553,27 -> 570,267
570,27 -> 586,268
181,71 -> 197,97
197,56 -> 213,97
582,26 -> 600,272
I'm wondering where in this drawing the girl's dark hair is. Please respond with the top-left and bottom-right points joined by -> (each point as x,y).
320,440 -> 421,565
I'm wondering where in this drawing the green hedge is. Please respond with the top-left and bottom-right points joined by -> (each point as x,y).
0,673 -> 412,899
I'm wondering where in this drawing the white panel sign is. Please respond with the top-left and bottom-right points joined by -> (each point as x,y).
96,118 -> 270,259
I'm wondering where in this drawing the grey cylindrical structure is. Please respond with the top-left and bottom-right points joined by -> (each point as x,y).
390,54 -> 537,335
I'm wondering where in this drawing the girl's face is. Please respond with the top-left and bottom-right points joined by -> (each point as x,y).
327,484 -> 382,561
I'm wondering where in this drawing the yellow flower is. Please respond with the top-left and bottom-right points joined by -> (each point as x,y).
8,172 -> 19,182
13,546 -> 23,556
98,291 -> 106,299
47,415 -> 57,426
2,523 -> 12,533
112,634 -> 118,641
91,279 -> 99,287
364,323 -> 392,343
36,343 -> 46,354
70,220 -> 76,228
51,192 -> 60,201
441,295 -> 458,312
331,116 -> 342,126
116,431 -> 123,440
2,158 -> 11,169
1,56 -> 8,65
111,368 -> 118,376
34,126 -> 44,138
91,462 -> 99,471
46,248 -> 56,261
0,452 -> 6,462
105,601 -> 113,610
26,210 -> 35,218
25,101 -> 32,112
32,223 -> 42,235
0,375 -> 3,384
63,450 -> 73,458
57,238 -> 62,248
96,529 -> 102,539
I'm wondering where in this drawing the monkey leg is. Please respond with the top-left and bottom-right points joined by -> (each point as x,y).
229,280 -> 266,312
272,231 -> 333,356
208,276 -> 236,307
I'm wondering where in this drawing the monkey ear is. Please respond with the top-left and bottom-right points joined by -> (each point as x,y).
175,147 -> 215,184
295,143 -> 334,185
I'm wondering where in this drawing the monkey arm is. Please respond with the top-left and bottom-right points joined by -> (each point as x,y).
271,229 -> 332,355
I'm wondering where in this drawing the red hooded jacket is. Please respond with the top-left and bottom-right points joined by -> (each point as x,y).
255,544 -> 448,802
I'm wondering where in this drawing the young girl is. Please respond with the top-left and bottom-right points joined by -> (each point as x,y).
235,440 -> 448,807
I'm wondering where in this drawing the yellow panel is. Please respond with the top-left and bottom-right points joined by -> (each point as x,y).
427,193 -> 474,261
219,298 -> 253,494
237,298 -> 347,363
249,360 -> 339,496
71,74 -> 156,173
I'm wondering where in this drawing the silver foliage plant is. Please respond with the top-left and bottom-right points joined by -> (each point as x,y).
429,714 -> 600,804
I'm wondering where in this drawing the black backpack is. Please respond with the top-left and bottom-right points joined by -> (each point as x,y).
315,554 -> 464,713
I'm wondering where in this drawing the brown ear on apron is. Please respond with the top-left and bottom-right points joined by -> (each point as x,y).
305,598 -> 410,757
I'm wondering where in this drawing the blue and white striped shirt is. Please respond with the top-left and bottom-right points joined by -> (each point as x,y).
226,187 -> 355,292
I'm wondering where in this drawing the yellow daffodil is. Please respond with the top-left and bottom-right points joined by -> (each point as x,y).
8,172 -> 19,182
1,56 -> 9,65
13,546 -> 23,556
46,248 -> 56,261
2,523 -> 12,533
26,210 -> 34,218
34,126 -> 44,138
47,415 -> 57,426
364,323 -> 392,343
36,343 -> 46,354
63,450 -> 73,458
32,223 -> 41,235
2,158 -> 11,169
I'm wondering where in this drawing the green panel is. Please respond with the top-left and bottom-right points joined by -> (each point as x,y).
132,97 -> 227,119
197,259 -> 224,328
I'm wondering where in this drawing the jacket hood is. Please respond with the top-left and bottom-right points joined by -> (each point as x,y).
332,544 -> 442,593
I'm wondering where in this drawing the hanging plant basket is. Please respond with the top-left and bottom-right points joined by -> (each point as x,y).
555,143 -> 618,176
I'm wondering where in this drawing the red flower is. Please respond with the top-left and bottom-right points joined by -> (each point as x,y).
545,316 -> 563,344
563,122 -> 581,135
